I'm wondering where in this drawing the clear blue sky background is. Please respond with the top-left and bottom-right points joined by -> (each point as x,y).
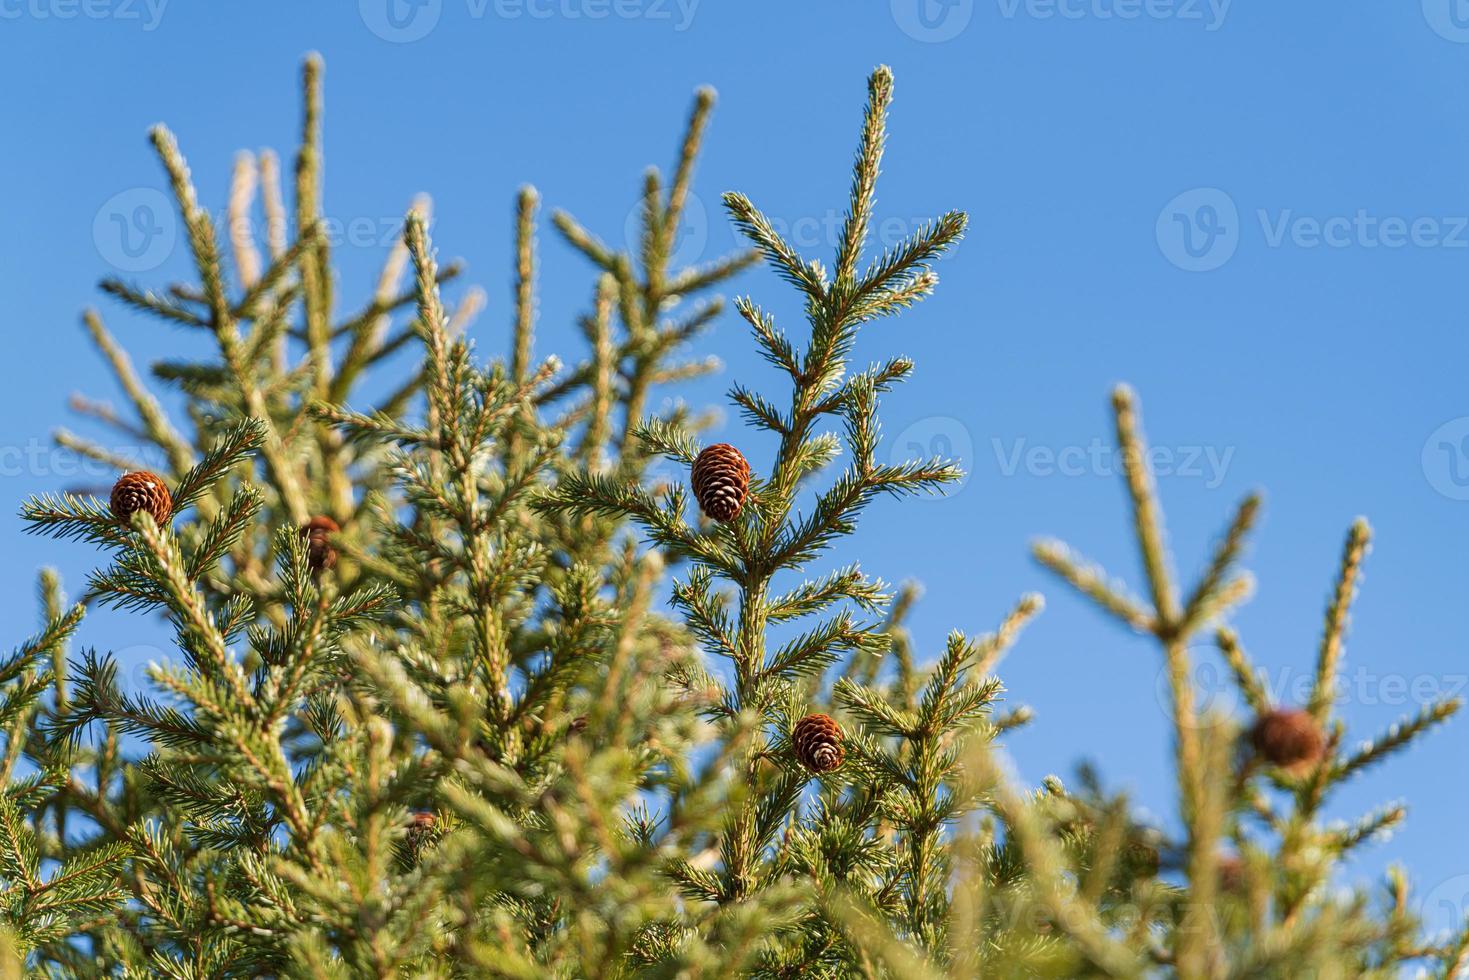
4,0 -> 1469,934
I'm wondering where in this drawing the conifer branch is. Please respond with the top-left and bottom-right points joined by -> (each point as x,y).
1309,518 -> 1371,722
1179,493 -> 1261,633
1111,385 -> 1180,630
511,186 -> 539,386
1032,539 -> 1155,633
229,150 -> 263,289
1334,698 -> 1460,780
79,310 -> 196,477
1216,626 -> 1270,714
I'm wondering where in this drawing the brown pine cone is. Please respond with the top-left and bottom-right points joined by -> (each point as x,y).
109,472 -> 172,527
1217,852 -> 1247,894
405,811 -> 438,865
1249,707 -> 1325,776
691,443 -> 750,523
1124,839 -> 1161,877
300,516 -> 340,572
793,713 -> 845,773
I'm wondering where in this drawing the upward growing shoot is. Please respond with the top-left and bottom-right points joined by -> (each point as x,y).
547,65 -> 968,909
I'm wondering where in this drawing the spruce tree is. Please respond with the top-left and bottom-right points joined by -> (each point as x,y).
3,55 -> 1464,978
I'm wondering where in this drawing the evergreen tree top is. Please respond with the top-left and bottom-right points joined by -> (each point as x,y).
0,56 -> 1458,978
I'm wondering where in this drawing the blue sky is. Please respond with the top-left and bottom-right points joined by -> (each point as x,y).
4,0 -> 1469,934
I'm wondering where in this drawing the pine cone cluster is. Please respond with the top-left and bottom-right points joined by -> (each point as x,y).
691,443 -> 750,523
109,472 -> 172,527
300,516 -> 340,573
1249,707 -> 1325,775
793,713 -> 845,773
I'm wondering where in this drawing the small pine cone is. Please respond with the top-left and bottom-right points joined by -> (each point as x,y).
1125,839 -> 1160,877
109,472 -> 172,527
792,713 -> 845,774
1250,707 -> 1325,775
405,811 -> 438,864
690,443 -> 750,523
299,516 -> 340,572
1217,852 -> 1246,894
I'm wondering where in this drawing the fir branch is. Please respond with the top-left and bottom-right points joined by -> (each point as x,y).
511,186 -> 539,386
232,221 -> 321,320
19,492 -> 133,550
734,298 -> 801,380
79,309 -> 196,477
1179,493 -> 1261,633
1309,518 -> 1371,722
1334,698 -> 1461,781
1216,626 -> 1271,714
1111,385 -> 1180,630
228,150 -> 262,289
723,192 -> 827,299
851,213 -> 965,308
1033,541 -> 1154,633
169,417 -> 266,514
97,279 -> 208,328
834,66 -> 892,288
766,565 -> 887,623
